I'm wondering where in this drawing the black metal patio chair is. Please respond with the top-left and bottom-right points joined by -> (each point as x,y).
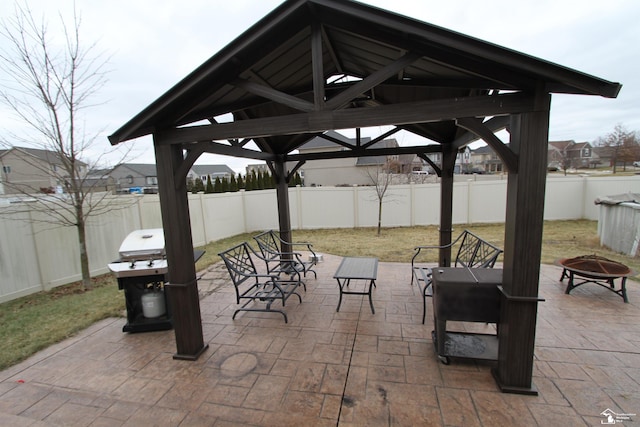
411,230 -> 503,324
218,241 -> 304,323
253,230 -> 318,279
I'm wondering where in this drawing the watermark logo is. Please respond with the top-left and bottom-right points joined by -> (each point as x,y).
601,408 -> 636,424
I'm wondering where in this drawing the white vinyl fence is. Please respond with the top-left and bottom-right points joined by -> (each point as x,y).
1,175 -> 639,303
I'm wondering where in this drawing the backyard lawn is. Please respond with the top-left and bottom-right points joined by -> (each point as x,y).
0,220 -> 636,370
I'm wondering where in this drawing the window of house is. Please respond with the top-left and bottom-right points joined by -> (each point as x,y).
2,165 -> 10,174
126,175 -> 134,184
583,147 -> 591,157
146,176 -> 158,185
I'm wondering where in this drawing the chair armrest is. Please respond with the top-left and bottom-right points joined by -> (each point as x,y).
276,236 -> 315,253
411,231 -> 467,265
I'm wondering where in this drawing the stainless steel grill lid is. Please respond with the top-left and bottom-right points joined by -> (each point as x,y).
108,229 -> 168,278
118,228 -> 165,261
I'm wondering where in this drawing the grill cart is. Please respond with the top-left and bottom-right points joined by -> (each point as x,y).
108,229 -> 204,333
108,229 -> 172,333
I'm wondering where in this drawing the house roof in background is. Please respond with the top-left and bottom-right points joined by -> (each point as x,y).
548,140 -> 575,151
0,146 -> 87,167
568,141 -> 591,150
113,163 -> 158,176
355,139 -> 399,166
298,131 -> 369,151
471,145 -> 496,155
190,165 -> 235,176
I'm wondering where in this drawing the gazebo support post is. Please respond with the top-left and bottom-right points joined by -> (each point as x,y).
273,158 -> 293,255
154,140 -> 208,361
438,144 -> 458,266
494,93 -> 550,394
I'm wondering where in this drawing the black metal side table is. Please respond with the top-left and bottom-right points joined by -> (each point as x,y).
334,257 -> 378,314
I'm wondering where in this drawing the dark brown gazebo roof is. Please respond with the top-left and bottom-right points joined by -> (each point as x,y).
108,0 -> 621,395
109,0 -> 619,159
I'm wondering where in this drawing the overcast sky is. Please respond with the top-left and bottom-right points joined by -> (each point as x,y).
0,0 -> 637,173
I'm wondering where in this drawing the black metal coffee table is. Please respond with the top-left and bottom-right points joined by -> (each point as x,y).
334,257 -> 378,314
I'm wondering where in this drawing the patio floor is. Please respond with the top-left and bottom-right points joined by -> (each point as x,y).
1,253 -> 639,426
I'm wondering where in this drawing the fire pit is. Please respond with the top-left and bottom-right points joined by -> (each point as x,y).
556,255 -> 636,303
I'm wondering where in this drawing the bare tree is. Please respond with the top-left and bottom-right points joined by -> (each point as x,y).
365,162 -> 394,236
595,124 -> 640,173
0,3 -> 127,289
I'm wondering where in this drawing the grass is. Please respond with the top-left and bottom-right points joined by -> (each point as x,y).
1,219 -> 638,370
279,220 -> 640,271
0,275 -> 123,370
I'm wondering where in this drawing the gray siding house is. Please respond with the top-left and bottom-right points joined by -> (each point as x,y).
0,147 -> 87,195
291,131 -> 422,186
111,163 -> 235,193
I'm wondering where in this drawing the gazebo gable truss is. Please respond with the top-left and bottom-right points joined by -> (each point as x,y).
111,0 -> 619,180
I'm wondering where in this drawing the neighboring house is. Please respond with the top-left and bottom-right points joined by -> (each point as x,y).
83,168 -> 116,193
110,163 -> 159,193
111,163 -> 235,193
469,144 -> 504,173
187,164 -> 235,185
548,140 -> 599,169
0,146 -> 87,195
245,163 -> 270,177
547,140 -> 573,170
291,131 -> 421,186
569,141 -> 599,168
467,140 -> 599,173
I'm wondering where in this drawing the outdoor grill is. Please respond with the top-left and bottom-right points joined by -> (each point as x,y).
108,229 -> 172,333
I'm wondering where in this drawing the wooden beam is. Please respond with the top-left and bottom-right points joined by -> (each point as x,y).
286,144 -> 441,162
155,92 -> 536,145
153,140 -> 208,361
362,127 -> 402,148
180,141 -> 275,161
495,91 -> 551,395
321,25 -> 343,75
325,52 -> 421,110
174,142 -> 207,189
311,22 -> 325,110
456,117 -> 518,173
418,153 -> 441,177
439,144 -> 458,265
318,132 -> 356,150
287,160 -> 306,182
273,158 -> 293,254
452,116 -> 510,148
233,78 -> 315,112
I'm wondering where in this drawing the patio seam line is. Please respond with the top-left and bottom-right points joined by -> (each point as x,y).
335,295 -> 366,426
535,345 -> 640,356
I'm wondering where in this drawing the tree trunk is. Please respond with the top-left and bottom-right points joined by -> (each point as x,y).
76,204 -> 92,289
377,199 -> 382,236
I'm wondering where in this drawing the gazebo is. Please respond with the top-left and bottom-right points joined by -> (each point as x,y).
108,0 -> 621,394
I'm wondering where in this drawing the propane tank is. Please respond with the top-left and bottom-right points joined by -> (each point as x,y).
141,290 -> 166,318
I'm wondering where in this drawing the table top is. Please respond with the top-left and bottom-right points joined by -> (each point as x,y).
431,267 -> 502,286
334,257 -> 379,280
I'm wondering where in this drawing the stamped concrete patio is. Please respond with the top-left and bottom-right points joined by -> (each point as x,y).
1,253 -> 639,426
